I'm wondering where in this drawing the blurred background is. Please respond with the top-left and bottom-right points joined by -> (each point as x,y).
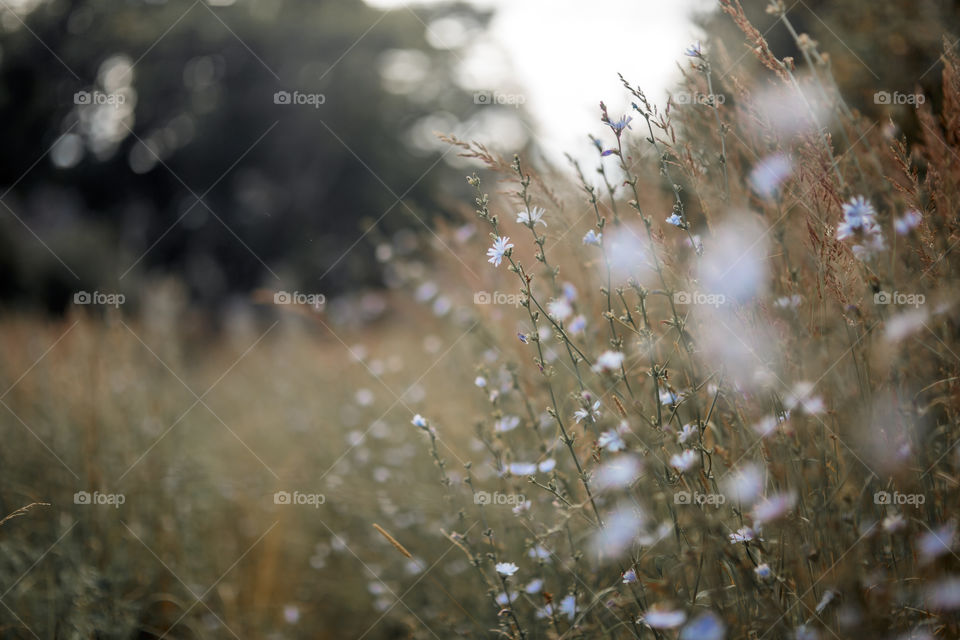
2,0 -> 951,321
1,0 -> 958,637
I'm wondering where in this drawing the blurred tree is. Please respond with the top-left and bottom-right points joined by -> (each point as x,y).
0,0 -> 504,313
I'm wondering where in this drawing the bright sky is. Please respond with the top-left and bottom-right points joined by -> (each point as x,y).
365,0 -> 714,167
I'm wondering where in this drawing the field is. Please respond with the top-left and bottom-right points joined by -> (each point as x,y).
3,1 -> 960,638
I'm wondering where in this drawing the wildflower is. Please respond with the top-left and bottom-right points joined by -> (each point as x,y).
598,430 -> 626,452
508,462 -> 537,476
525,578 -> 544,594
684,41 -> 702,57
666,213 -> 684,227
851,232 -> 886,260
495,591 -> 517,606
837,196 -> 886,260
537,458 -> 556,472
495,562 -> 519,577
474,376 -> 486,388
919,521 -> 956,561
494,415 -> 520,433
528,545 -> 551,561
547,298 -> 573,322
411,414 -> 428,429
815,589 -> 837,615
755,563 -> 772,580
774,294 -> 802,309
895,209 -> 922,234
517,332 -> 528,344
582,229 -> 603,246
751,492 -> 797,525
593,350 -> 625,373
680,612 -> 725,640
590,508 -> 642,556
574,400 -> 601,423
883,513 -> 907,534
753,414 -> 781,438
516,206 -> 547,227
511,500 -> 531,515
723,464 -> 764,505
750,153 -> 793,198
839,196 -> 877,236
486,236 -> 514,267
678,423 -> 698,444
562,282 -> 577,302
569,315 -> 587,334
729,527 -> 755,544
606,115 -> 633,135
642,605 -> 687,629
660,388 -> 681,406
670,450 -> 698,473
558,594 -> 577,620
595,455 -> 643,490
926,577 -> 960,610
622,568 -> 638,584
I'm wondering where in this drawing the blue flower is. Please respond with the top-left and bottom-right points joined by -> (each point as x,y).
837,196 -> 877,238
583,229 -> 603,246
559,594 -> 577,620
517,332 -> 528,344
684,41 -> 702,58
606,115 -> 633,135
622,568 -> 638,584
666,213 -> 684,227
894,209 -> 922,235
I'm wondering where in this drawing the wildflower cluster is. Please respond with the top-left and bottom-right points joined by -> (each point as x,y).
374,11 -> 960,640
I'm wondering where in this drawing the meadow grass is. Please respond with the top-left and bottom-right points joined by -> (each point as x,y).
3,3 -> 960,638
